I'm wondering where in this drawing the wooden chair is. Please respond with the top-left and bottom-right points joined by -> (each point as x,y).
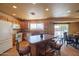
16,40 -> 30,56
36,41 -> 55,56
53,44 -> 62,55
48,40 -> 62,55
66,34 -> 74,46
73,35 -> 79,48
45,41 -> 56,56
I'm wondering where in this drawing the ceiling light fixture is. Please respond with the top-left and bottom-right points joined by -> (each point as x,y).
13,5 -> 17,9
30,12 -> 35,15
45,8 -> 49,11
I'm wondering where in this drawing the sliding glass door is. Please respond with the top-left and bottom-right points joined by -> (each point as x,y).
54,24 -> 69,39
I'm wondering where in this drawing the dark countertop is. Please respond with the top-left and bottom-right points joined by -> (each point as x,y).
27,34 -> 53,44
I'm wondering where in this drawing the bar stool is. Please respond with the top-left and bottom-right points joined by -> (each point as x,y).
16,40 -> 30,56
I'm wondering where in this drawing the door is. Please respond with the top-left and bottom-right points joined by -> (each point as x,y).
0,20 -> 12,54
54,24 -> 69,41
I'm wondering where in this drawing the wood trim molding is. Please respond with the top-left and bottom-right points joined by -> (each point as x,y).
0,12 -> 20,24
18,17 -> 79,21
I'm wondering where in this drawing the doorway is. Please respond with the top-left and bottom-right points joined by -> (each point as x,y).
54,24 -> 69,43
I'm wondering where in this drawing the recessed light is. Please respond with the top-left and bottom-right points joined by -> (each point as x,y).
12,13 -> 16,16
67,10 -> 71,13
30,12 -> 35,15
12,5 -> 17,9
45,8 -> 49,11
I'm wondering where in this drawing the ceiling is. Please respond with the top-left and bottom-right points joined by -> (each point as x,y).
0,3 -> 79,20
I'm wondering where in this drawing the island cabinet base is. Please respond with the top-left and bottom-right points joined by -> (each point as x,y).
28,34 -> 53,56
30,44 -> 37,56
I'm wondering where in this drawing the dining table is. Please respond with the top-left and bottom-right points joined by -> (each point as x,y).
27,34 -> 53,56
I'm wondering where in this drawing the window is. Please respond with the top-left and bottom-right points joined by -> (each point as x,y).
30,23 -> 36,30
12,24 -> 20,29
36,23 -> 44,30
54,24 -> 69,38
29,23 -> 44,30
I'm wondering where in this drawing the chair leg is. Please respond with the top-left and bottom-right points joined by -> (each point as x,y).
56,50 -> 61,56
66,42 -> 68,46
58,50 -> 61,56
27,53 -> 30,56
19,53 -> 23,56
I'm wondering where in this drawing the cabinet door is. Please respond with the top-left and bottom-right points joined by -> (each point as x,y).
0,20 -> 12,54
